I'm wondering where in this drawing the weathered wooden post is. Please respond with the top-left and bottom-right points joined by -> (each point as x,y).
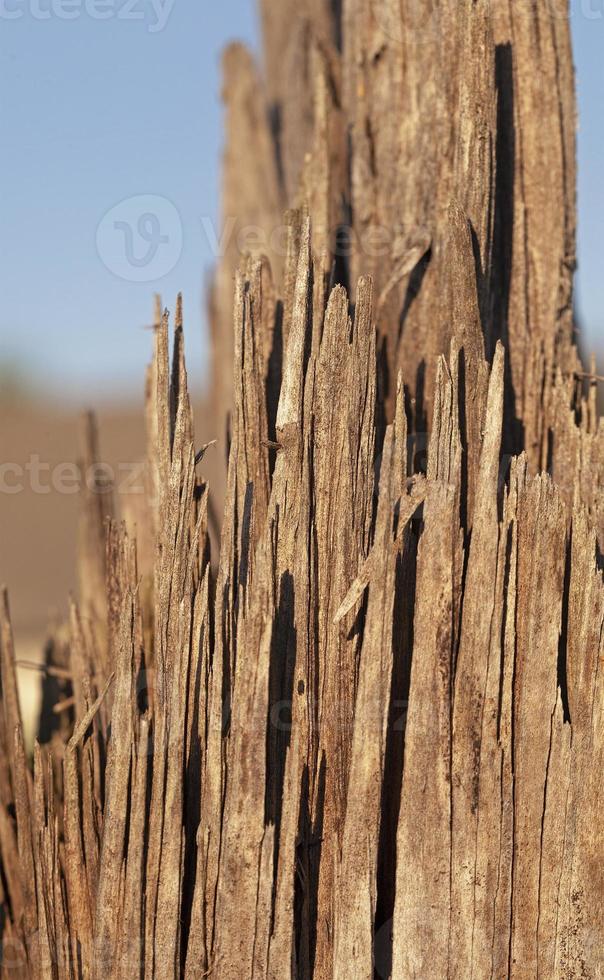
0,2 -> 601,977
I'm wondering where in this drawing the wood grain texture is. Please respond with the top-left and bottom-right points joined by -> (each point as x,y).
1,1 -> 602,978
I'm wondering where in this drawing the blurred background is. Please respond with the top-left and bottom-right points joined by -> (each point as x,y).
0,3 -> 603,703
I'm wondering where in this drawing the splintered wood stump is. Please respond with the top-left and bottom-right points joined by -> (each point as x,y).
0,1 -> 602,978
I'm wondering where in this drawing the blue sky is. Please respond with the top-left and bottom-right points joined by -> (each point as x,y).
0,3 -> 602,402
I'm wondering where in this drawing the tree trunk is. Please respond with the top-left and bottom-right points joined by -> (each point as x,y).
0,1 -> 602,977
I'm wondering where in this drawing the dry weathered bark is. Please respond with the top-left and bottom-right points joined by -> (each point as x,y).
1,0 -> 603,977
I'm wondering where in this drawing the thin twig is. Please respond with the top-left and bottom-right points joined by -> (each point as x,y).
53,696 -> 76,715
15,660 -> 72,680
